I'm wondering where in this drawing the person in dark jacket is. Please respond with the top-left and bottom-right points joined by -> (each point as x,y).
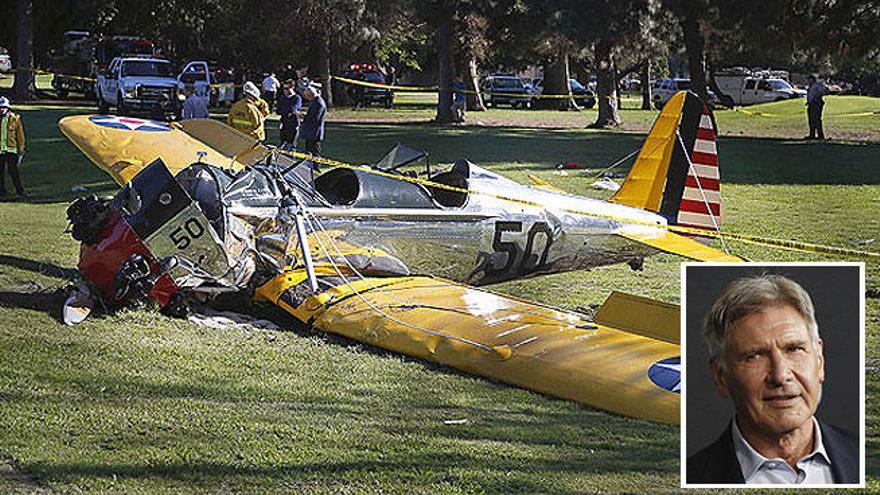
300,85 -> 326,156
687,274 -> 859,485
276,82 -> 301,147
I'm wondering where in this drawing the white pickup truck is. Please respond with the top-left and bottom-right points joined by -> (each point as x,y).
96,56 -> 179,114
714,75 -> 806,106
177,60 -> 236,107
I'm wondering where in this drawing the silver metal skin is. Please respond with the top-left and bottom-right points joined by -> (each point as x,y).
107,151 -> 670,299
307,163 -> 666,285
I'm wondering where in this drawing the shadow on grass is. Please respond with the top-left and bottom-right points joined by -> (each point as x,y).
9,105 -> 880,205
0,255 -> 73,317
325,123 -> 880,186
0,255 -> 78,280
0,290 -> 64,315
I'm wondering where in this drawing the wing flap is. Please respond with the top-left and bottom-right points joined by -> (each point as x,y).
256,272 -> 680,424
619,230 -> 743,262
593,291 -> 679,344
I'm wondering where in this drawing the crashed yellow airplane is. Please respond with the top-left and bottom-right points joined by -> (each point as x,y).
59,91 -> 740,425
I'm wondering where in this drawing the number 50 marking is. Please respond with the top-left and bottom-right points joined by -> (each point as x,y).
169,218 -> 206,250
487,221 -> 553,277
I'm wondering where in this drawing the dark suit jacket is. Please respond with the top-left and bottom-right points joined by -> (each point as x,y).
687,419 -> 859,484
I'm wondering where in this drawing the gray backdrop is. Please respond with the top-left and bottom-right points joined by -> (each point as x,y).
684,264 -> 862,457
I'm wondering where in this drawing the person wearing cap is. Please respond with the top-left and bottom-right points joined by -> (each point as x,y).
299,85 -> 326,156
227,81 -> 270,141
0,97 -> 26,198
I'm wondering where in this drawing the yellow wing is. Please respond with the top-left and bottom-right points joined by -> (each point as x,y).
255,268 -> 681,424
59,115 -> 269,185
619,230 -> 744,262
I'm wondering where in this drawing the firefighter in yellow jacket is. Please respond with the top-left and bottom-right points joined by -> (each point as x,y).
227,81 -> 270,141
0,97 -> 26,198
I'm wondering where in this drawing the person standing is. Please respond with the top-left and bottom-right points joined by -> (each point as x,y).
806,75 -> 827,140
181,84 -> 210,120
276,82 -> 301,147
262,72 -> 280,111
228,81 -> 271,141
0,97 -> 26,199
450,76 -> 467,123
300,85 -> 326,156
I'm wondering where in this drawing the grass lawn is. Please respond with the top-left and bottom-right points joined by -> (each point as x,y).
0,97 -> 878,493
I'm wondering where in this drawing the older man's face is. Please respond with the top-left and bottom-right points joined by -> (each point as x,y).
712,304 -> 824,437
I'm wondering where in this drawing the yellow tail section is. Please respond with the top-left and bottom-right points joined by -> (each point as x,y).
610,92 -> 686,211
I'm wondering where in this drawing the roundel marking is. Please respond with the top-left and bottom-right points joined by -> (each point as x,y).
648,356 -> 681,393
89,115 -> 172,132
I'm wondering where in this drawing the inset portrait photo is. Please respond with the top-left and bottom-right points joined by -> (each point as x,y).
681,263 -> 864,489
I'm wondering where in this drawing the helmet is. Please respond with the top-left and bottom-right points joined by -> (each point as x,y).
0,97 -> 11,109
243,81 -> 260,99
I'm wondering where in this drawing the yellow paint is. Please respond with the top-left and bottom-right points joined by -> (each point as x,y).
58,115 -> 245,185
611,92 -> 686,211
593,291 -> 680,344
256,271 -> 680,424
618,230 -> 743,262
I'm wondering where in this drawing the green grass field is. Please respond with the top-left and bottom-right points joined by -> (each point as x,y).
0,94 -> 878,493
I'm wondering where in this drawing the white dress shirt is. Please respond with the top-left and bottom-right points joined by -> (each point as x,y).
733,417 -> 835,484
262,75 -> 280,93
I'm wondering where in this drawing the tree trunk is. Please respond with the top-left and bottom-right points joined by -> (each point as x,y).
542,54 -> 577,111
309,35 -> 332,107
435,18 -> 454,123
591,37 -> 621,128
641,60 -> 652,109
681,11 -> 708,101
466,57 -> 486,112
13,0 -> 36,101
330,39 -> 349,107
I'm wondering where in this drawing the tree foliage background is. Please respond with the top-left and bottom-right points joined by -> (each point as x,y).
3,0 -> 879,115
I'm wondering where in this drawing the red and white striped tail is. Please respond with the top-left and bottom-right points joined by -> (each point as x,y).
676,106 -> 722,233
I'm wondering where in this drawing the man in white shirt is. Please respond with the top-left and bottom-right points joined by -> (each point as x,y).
687,274 -> 858,485
181,85 -> 209,120
262,72 -> 280,111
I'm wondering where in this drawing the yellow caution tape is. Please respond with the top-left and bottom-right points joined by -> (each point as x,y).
332,74 -> 607,101
275,148 -> 880,260
332,75 -> 437,92
732,104 -> 880,119
2,67 -> 97,83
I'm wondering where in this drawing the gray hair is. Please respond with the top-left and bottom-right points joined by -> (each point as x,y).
703,274 -> 819,370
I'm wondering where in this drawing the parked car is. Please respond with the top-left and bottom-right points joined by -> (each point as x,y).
342,63 -> 394,108
480,75 -> 532,108
96,56 -> 179,115
532,77 -> 596,108
652,78 -> 721,109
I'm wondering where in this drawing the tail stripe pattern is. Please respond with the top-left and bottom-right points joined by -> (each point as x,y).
676,105 -> 722,232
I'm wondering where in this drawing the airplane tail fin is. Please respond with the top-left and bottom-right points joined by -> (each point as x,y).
610,91 -> 723,234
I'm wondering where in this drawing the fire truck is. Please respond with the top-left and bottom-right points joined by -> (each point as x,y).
48,31 -> 155,99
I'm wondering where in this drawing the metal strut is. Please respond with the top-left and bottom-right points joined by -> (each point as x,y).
292,197 -> 320,294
